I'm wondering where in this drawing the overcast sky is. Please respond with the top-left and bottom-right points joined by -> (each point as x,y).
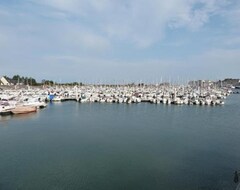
0,0 -> 239,83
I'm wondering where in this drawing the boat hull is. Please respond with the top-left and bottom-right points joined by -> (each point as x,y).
11,106 -> 37,114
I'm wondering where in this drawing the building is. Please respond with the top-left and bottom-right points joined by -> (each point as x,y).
0,76 -> 14,86
188,80 -> 214,88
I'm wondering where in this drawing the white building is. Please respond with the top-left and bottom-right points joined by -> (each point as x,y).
0,76 -> 13,85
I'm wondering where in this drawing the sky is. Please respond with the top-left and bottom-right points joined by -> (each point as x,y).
0,0 -> 240,83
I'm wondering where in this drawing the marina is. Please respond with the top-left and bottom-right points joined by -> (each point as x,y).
1,0 -> 240,189
0,83 -> 233,116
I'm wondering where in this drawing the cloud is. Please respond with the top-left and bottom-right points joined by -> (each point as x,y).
28,0 -> 228,48
0,33 -> 8,48
169,0 -> 229,29
183,48 -> 240,79
198,48 -> 240,66
0,9 -> 9,17
60,25 -> 110,51
221,7 -> 240,33
224,37 -> 240,46
0,0 -> 239,82
41,47 -> 240,82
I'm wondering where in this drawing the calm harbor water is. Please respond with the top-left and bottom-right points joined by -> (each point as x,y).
0,95 -> 240,190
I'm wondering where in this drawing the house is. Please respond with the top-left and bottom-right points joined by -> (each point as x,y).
0,76 -> 14,85
188,80 -> 214,88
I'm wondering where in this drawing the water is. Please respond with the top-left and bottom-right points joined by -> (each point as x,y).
0,95 -> 240,190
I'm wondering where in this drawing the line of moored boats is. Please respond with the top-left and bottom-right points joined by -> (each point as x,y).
0,84 -> 233,116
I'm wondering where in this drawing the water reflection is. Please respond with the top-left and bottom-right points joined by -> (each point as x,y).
0,96 -> 239,189
0,115 -> 12,124
0,112 -> 39,123
12,112 -> 39,120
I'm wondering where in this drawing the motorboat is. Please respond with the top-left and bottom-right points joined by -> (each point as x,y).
11,105 -> 37,114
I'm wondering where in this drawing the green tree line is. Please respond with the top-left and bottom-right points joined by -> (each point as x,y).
4,75 -> 84,86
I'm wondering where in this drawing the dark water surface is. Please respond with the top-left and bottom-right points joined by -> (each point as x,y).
1,95 -> 240,190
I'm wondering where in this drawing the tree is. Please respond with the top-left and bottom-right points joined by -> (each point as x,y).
12,75 -> 20,81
